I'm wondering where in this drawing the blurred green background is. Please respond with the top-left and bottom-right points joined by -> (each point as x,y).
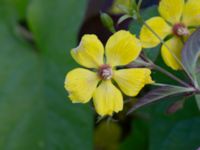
0,0 -> 200,150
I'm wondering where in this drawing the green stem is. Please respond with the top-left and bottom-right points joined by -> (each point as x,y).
152,63 -> 190,87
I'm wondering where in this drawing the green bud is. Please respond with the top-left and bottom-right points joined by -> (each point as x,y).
100,12 -> 116,33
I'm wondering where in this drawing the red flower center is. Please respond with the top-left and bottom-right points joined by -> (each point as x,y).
173,23 -> 189,37
98,64 -> 112,80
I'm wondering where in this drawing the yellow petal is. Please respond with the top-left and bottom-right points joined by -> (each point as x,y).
105,30 -> 142,67
71,34 -> 104,68
182,0 -> 200,26
140,17 -> 171,48
93,80 -> 123,116
158,0 -> 184,24
113,69 -> 153,96
161,37 -> 183,70
65,68 -> 100,103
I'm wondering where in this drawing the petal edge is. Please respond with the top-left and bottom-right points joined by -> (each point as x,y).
71,34 -> 104,68
65,68 -> 100,103
106,30 -> 142,67
113,68 -> 153,96
182,0 -> 200,26
159,0 -> 184,24
93,80 -> 123,116
140,17 -> 171,48
161,37 -> 183,70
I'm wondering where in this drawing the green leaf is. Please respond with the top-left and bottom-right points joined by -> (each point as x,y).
0,9 -> 44,149
0,0 -> 30,19
128,84 -> 194,114
159,118 -> 200,150
129,5 -> 160,61
0,0 -> 93,149
148,98 -> 200,150
195,95 -> 200,111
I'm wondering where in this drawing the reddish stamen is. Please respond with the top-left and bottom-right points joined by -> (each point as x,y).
98,64 -> 112,80
173,23 -> 189,37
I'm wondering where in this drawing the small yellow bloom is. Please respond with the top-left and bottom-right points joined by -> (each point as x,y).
65,30 -> 153,116
140,0 -> 200,70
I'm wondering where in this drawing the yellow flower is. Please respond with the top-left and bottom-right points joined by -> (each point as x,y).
64,30 -> 153,116
140,0 -> 200,70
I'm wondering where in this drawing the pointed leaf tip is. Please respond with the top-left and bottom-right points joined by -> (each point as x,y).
127,85 -> 194,114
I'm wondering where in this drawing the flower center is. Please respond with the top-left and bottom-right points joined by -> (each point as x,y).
173,23 -> 189,37
98,64 -> 112,80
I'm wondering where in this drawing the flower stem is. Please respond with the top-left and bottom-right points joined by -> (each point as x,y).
139,52 -> 190,87
152,63 -> 190,87
132,53 -> 190,87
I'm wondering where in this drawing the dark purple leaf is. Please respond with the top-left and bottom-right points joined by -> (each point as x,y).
182,28 -> 200,78
127,85 -> 194,114
182,28 -> 200,110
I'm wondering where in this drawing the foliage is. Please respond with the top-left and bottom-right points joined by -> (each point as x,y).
1,0 -> 200,150
0,0 -> 92,149
124,4 -> 200,150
